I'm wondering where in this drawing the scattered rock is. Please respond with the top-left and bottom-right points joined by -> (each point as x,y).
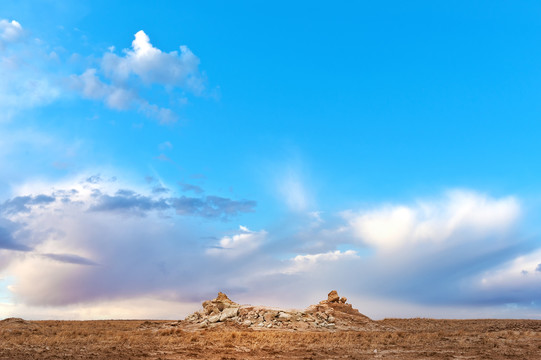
219,307 -> 239,321
263,312 -> 276,323
183,290 -> 381,331
278,312 -> 292,321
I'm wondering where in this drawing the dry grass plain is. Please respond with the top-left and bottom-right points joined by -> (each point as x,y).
1,317 -> 541,359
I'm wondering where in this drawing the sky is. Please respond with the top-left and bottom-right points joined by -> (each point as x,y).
1,0 -> 541,320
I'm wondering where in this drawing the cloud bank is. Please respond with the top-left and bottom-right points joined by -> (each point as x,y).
0,174 -> 258,308
344,190 -> 520,252
2,180 -> 540,320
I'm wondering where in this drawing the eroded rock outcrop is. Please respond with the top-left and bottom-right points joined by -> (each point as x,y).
184,290 -> 382,331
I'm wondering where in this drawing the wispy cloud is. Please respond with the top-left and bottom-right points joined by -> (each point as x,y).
41,253 -> 98,266
170,195 -> 256,219
278,168 -> 311,212
85,187 -> 256,220
206,226 -> 267,258
0,19 -> 61,121
282,250 -> 359,274
0,19 -> 25,47
178,182 -> 204,194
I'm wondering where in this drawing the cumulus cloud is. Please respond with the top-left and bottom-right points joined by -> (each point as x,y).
344,190 -> 520,251
249,189 -> 534,309
1,21 -> 206,123
102,30 -> 204,93
313,190 -> 534,306
71,30 -> 205,123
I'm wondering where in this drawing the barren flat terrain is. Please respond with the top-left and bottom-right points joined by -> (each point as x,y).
1,317 -> 541,359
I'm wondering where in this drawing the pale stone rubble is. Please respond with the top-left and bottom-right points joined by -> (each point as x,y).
184,290 -> 376,330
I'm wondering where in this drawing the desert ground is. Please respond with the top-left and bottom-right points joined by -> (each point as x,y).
2,292 -> 541,359
2,317 -> 541,359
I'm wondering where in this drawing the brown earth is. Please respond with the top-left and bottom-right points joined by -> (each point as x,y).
1,291 -> 541,359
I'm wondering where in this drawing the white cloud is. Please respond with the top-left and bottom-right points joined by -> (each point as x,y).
102,30 -> 204,94
283,250 -> 359,274
254,189 -> 533,311
344,190 -> 520,251
0,22 -> 205,123
0,19 -> 24,45
71,68 -> 135,110
206,226 -> 267,258
71,30 -> 204,123
71,68 -> 176,123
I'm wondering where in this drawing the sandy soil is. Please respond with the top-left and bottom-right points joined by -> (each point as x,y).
1,317 -> 540,359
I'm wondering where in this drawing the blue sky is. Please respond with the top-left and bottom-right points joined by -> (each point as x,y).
1,0 -> 541,319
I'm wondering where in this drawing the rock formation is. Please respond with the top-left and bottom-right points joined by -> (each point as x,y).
0,318 -> 40,331
183,290 -> 381,331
